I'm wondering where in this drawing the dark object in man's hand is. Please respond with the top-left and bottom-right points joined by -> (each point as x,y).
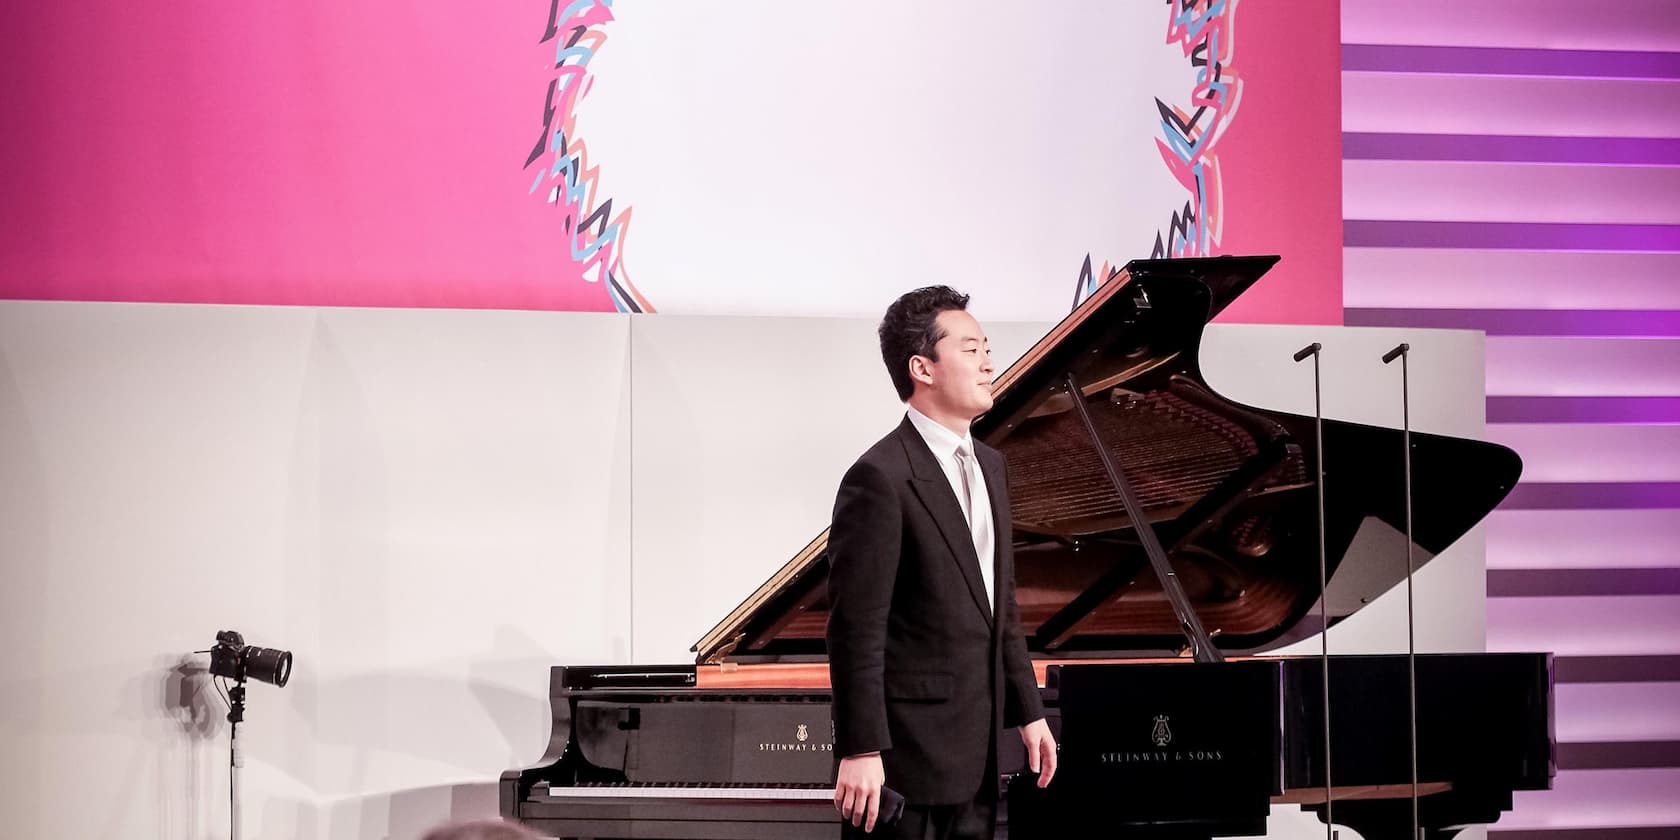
876,785 -> 906,827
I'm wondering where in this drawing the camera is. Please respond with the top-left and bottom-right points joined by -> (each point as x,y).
209,630 -> 293,687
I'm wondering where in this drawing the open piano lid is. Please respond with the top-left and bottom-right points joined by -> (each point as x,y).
693,256 -> 1521,665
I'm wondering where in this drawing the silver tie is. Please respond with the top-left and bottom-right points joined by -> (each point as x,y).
954,444 -> 995,612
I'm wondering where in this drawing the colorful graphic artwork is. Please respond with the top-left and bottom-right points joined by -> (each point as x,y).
1153,0 -> 1243,261
1078,0 -> 1246,306
526,0 -> 652,313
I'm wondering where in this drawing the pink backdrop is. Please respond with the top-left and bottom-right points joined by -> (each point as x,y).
3,2 -> 613,311
1211,2 -> 1344,325
2,1 -> 1340,323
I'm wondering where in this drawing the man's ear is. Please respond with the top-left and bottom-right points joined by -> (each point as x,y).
908,355 -> 935,387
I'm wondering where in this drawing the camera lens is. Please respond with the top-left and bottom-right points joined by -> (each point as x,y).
207,631 -> 293,687
244,646 -> 293,687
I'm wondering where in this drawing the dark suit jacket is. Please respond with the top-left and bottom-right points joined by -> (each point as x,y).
826,416 -> 1045,805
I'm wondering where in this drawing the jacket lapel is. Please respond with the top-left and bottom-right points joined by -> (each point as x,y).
896,418 -> 995,626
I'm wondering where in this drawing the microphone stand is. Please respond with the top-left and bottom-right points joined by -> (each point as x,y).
1383,342 -> 1421,840
1294,342 -> 1335,840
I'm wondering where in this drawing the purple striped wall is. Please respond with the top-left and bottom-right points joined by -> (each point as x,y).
1341,0 -> 1680,834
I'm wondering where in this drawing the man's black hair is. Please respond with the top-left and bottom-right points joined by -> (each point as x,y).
878,285 -> 971,402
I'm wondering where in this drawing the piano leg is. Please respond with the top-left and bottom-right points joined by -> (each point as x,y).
1306,787 -> 1512,840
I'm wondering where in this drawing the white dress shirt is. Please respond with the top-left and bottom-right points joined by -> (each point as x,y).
905,405 -> 995,612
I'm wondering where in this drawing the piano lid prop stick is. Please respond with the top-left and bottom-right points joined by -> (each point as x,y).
1383,342 -> 1422,840
1062,371 -> 1223,664
1294,342 -> 1335,840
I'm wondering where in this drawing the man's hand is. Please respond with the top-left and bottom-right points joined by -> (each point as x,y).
1021,718 -> 1057,788
834,752 -> 885,832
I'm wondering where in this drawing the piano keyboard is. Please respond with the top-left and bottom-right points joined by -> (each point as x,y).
535,783 -> 833,802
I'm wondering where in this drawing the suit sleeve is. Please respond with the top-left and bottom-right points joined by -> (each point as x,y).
825,458 -> 901,757
1001,578 -> 1046,728
995,461 -> 1047,729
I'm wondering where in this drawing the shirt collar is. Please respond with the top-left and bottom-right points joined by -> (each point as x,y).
905,404 -> 974,461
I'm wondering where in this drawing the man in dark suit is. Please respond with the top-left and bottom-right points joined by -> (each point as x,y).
828,286 -> 1057,838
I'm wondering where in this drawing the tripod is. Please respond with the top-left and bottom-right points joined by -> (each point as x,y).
226,678 -> 248,840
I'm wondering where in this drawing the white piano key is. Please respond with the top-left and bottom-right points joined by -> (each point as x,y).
534,785 -> 833,801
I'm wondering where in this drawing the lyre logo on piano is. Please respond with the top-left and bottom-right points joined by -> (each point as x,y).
757,723 -> 834,753
1152,714 -> 1173,747
1098,714 -> 1225,764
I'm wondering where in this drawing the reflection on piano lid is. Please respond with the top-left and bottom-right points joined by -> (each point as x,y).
502,256 -> 1552,840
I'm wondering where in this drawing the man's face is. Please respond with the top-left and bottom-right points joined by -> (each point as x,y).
917,309 -> 995,419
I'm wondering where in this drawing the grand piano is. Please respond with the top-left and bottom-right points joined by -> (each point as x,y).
501,256 -> 1554,839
